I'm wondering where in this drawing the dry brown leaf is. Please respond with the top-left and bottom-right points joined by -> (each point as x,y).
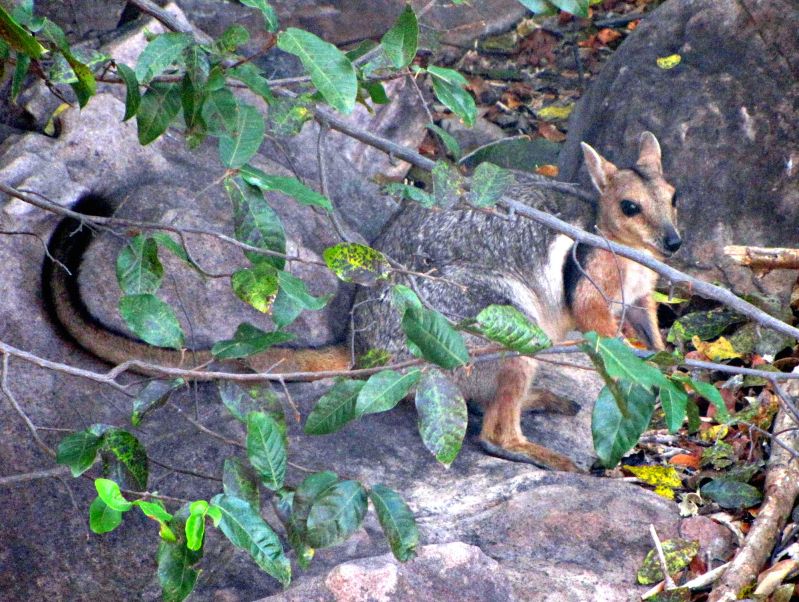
597,28 -> 622,45
535,164 -> 559,177
537,122 -> 567,142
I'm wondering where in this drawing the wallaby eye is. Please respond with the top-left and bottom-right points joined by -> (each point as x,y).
620,200 -> 641,217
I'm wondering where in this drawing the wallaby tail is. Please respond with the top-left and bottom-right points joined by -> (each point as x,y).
42,194 -> 350,380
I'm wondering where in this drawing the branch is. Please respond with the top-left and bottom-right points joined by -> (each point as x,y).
724,245 -> 799,271
307,104 -> 799,343
127,0 -> 213,44
709,377 -> 799,601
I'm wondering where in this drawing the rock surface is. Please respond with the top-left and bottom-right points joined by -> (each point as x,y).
559,0 -> 799,298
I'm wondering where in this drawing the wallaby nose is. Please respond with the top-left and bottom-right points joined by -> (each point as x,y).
664,230 -> 682,253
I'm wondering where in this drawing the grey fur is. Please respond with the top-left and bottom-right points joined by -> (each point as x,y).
353,176 -> 594,404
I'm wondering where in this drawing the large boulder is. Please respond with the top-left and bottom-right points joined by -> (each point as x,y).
559,0 -> 799,298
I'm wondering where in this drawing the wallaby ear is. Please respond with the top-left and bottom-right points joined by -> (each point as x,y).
581,141 -> 617,194
636,131 -> 663,174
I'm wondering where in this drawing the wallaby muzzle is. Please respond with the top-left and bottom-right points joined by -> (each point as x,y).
663,225 -> 682,255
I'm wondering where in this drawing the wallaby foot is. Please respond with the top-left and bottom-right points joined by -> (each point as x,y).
479,437 -> 579,472
523,389 -> 580,415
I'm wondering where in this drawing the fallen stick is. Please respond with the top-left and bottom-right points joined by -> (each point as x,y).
708,373 -> 799,601
724,245 -> 799,271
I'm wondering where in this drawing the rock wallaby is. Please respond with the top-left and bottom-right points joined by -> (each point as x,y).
43,132 -> 679,472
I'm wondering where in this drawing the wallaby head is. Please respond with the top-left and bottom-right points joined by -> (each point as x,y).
580,132 -> 681,258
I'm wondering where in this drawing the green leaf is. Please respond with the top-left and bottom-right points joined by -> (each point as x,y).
137,82 -> 182,145
266,95 -> 312,137
364,81 -> 389,104
383,182 -> 435,208
211,493 -> 291,586
131,378 -> 185,426
660,378 -> 689,433
391,284 -> 423,313
135,32 -> 191,83
583,332 -> 665,393
686,378 -> 730,423
247,411 -> 287,490
212,322 -> 293,360
431,160 -> 463,208
218,100 -> 265,168
287,471 -> 336,563
223,457 -> 261,511
323,242 -> 389,286
465,305 -> 551,354
414,369 -> 467,466
369,484 -> 419,561
637,539 -> 699,585
116,63 -> 140,121
119,293 -> 184,349
355,369 -> 421,416
228,62 -> 274,102
217,24 -> 250,52
89,496 -> 123,534
157,539 -> 199,602
0,4 -> 45,58
468,162 -> 515,208
240,164 -> 333,211
116,235 -> 163,295
225,176 -> 286,269
306,480 -> 368,548
102,429 -> 149,490
202,87 -> 237,136
95,478 -> 133,512
402,307 -> 469,370
185,505 -> 207,551
272,270 -> 331,328
240,0 -> 279,32
134,499 -> 173,524
516,0 -> 557,15
150,233 -> 197,269
231,263 -> 279,313
427,65 -> 476,127
425,123 -> 462,160
61,49 -> 96,107
700,478 -> 762,509
277,28 -> 357,113
550,0 -> 589,18
304,379 -> 364,435
380,5 -> 418,68
11,52 -> 30,101
666,308 -> 745,345
218,380 -> 284,425
56,429 -> 103,476
591,382 -> 655,467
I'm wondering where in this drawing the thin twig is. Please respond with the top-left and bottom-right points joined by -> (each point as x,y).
650,524 -> 677,589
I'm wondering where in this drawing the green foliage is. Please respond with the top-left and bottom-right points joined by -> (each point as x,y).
468,162 -> 515,207
272,270 -> 331,328
414,369 -> 467,466
323,242 -> 389,286
426,123 -> 462,160
240,164 -> 333,211
431,160 -> 464,208
369,484 -> 419,561
89,496 -> 123,534
591,383 -> 655,467
277,28 -> 357,113
211,493 -> 291,586
463,305 -> 551,354
56,427 -> 105,476
0,4 -> 45,57
401,306 -> 469,369
116,63 -> 140,121
231,263 -> 279,313
137,82 -> 182,145
425,65 -> 476,127
637,539 -> 699,585
700,478 -> 763,509
135,32 -> 191,83
212,322 -> 294,360
240,0 -> 279,32
380,5 -> 418,69
223,457 -> 261,511
304,378 -> 364,435
226,176 -> 287,270
355,369 -> 421,416
119,293 -> 185,349
306,480 -> 368,548
666,308 -> 745,345
116,235 -> 163,295
103,429 -> 149,490
218,380 -> 284,426
246,411 -> 287,490
383,182 -> 435,208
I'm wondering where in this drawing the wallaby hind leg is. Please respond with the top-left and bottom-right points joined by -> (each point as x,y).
479,357 -> 579,472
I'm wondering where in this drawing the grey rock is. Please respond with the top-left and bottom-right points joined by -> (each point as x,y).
559,0 -> 799,297
258,542 -> 517,602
